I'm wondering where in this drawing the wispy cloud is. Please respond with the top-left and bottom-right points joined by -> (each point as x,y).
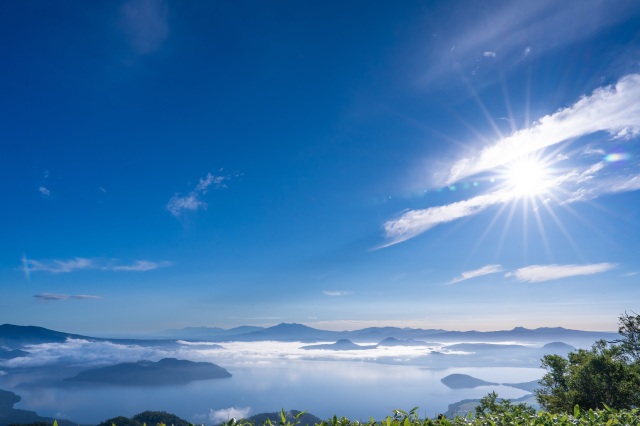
383,74 -> 640,246
446,74 -> 640,184
167,172 -> 230,218
38,186 -> 52,197
34,293 -> 102,301
507,263 -> 617,282
323,290 -> 354,297
383,191 -> 509,246
110,260 -> 170,272
384,162 -> 640,245
120,0 -> 169,54
209,407 -> 252,423
483,51 -> 496,58
424,1 -> 639,84
447,264 -> 503,285
22,257 -> 170,274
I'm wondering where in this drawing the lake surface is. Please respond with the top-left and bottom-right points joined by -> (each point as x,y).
3,360 -> 543,424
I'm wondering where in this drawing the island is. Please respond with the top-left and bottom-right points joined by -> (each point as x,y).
65,358 -> 231,385
441,373 -> 498,389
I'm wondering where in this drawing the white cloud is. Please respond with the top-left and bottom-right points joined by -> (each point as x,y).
323,290 -> 354,297
582,146 -> 606,157
446,74 -> 640,185
34,293 -> 102,301
38,186 -> 51,197
383,191 -> 509,246
26,257 -> 95,273
167,172 -> 229,218
120,0 -> 169,54
111,260 -> 171,271
384,160 -> 640,245
447,264 -> 503,285
523,47 -> 531,57
507,263 -> 617,282
483,51 -> 496,58
209,407 -> 252,423
383,75 -> 640,246
23,257 -> 170,274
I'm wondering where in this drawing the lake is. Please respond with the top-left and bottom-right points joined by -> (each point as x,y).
3,358 -> 543,424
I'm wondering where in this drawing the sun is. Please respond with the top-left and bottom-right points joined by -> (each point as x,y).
502,156 -> 553,198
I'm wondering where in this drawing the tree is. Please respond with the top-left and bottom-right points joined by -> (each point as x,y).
617,311 -> 640,362
474,391 -> 535,417
536,314 -> 640,413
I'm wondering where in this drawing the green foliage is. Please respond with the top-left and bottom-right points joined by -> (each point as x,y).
474,391 -> 536,417
616,311 -> 640,362
97,411 -> 192,426
133,411 -> 192,426
92,400 -> 640,426
536,340 -> 640,412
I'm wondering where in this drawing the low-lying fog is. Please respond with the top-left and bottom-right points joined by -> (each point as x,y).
0,339 -> 548,424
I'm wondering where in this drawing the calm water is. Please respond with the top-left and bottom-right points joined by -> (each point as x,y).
5,360 -> 543,424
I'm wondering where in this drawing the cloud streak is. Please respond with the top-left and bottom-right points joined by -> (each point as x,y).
384,191 -> 510,246
22,257 -> 170,274
446,74 -> 640,184
383,74 -> 640,246
447,264 -> 503,285
120,0 -> 169,54
323,290 -> 354,297
34,293 -> 102,301
167,172 -> 229,218
507,263 -> 617,282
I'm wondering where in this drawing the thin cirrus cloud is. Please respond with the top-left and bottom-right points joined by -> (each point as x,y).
167,172 -> 229,219
383,74 -> 640,246
424,1 -> 639,84
323,290 -> 354,296
120,0 -> 169,54
34,293 -> 102,302
506,262 -> 617,283
22,257 -> 171,274
447,264 -> 503,285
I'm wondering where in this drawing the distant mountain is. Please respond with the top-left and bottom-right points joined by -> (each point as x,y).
0,324 -> 94,349
65,358 -> 231,385
0,322 -> 617,349
432,327 -> 617,347
300,339 -> 376,351
225,323 -> 338,342
0,348 -> 29,359
441,374 -> 498,389
159,325 -> 265,339
343,326 -> 446,342
0,389 -> 76,426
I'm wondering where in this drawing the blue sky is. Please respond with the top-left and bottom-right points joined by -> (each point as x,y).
2,0 -> 640,334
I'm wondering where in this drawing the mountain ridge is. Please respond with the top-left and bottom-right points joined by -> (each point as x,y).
0,323 -> 619,347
